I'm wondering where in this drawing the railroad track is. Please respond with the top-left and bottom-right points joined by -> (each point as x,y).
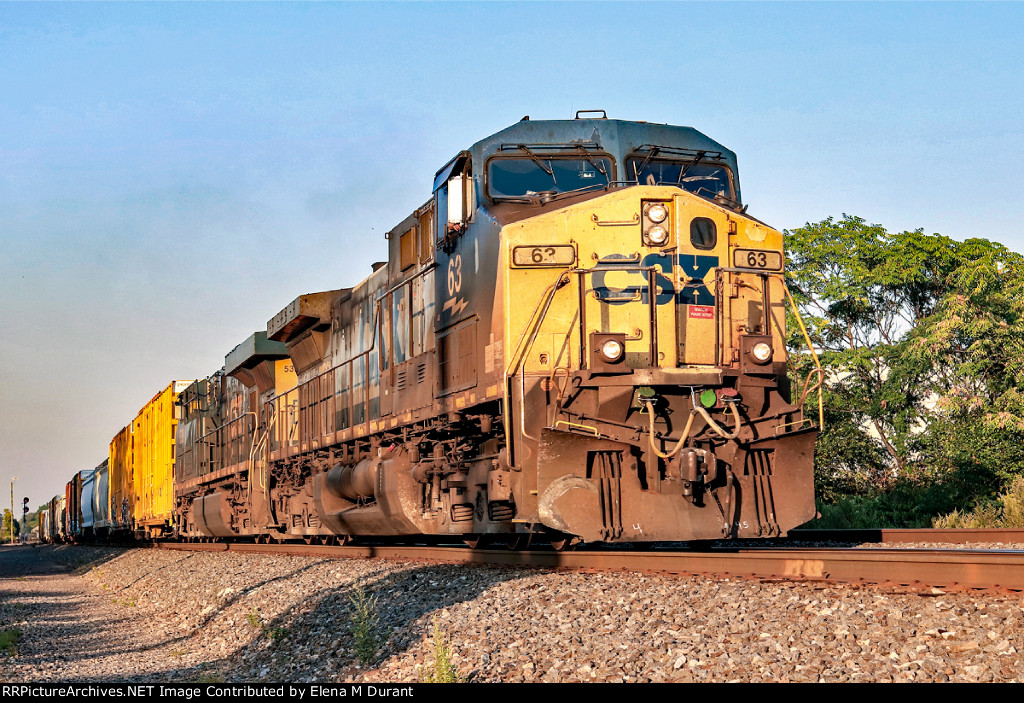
155,528 -> 1024,593
791,528 -> 1024,544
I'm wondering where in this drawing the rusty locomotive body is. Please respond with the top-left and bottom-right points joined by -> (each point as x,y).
164,114 -> 823,546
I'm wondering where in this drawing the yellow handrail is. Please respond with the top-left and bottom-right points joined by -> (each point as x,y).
782,282 -> 824,430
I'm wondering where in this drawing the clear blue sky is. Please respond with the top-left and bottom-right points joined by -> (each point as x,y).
2,1 -> 1022,508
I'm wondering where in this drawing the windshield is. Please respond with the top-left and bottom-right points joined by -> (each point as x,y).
488,156 -> 613,199
626,157 -> 734,200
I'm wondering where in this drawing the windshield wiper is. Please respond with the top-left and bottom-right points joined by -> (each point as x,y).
631,147 -> 661,182
676,150 -> 707,185
496,183 -> 608,206
569,146 -> 607,176
516,145 -> 554,177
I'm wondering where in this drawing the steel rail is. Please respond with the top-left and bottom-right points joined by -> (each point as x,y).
156,541 -> 1024,592
791,528 -> 1024,544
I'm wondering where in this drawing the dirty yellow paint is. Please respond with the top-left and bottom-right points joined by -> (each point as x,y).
502,186 -> 788,376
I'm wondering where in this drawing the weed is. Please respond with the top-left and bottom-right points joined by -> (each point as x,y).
247,608 -> 262,630
195,672 -> 224,684
347,581 -> 383,664
246,608 -> 288,643
0,627 -> 23,655
934,476 -> 1024,528
422,617 -> 464,683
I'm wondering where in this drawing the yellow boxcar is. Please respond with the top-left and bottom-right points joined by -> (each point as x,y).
108,425 -> 133,531
132,380 -> 193,536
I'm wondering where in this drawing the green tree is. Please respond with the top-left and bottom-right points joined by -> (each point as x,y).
785,216 -> 1024,522
1,509 -> 17,541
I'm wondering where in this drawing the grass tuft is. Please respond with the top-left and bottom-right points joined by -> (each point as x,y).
347,581 -> 383,664
422,617 -> 465,683
0,627 -> 23,655
246,608 -> 288,643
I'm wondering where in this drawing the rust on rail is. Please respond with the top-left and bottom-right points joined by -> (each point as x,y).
791,528 -> 1024,544
157,541 -> 1024,592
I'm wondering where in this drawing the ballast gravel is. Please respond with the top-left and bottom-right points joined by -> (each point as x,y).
3,543 -> 1024,683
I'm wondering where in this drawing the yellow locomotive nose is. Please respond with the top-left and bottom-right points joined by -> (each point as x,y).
503,179 -> 817,541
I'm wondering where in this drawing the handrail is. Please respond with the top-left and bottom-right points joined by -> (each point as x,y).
268,263 -> 436,407
265,266 -> 439,454
712,267 -> 824,431
505,272 -> 570,378
782,282 -> 825,430
192,413 -> 256,472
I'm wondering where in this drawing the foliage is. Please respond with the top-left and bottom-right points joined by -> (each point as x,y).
786,216 -> 1024,524
246,608 -> 288,643
813,480 -> 970,529
934,475 -> 1024,528
246,608 -> 262,630
0,628 -> 22,655
347,581 -> 383,664
1,511 -> 17,541
422,616 -> 465,683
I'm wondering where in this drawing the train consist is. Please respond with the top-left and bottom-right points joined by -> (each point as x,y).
39,381 -> 191,542
42,113 -> 822,548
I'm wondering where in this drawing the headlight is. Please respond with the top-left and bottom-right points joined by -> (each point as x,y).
648,203 -> 668,223
646,225 -> 668,246
751,342 -> 773,363
601,339 -> 624,362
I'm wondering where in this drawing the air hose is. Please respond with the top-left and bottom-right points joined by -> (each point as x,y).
643,389 -> 742,458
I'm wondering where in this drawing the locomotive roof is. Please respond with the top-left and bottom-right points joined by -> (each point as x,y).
455,116 -> 742,202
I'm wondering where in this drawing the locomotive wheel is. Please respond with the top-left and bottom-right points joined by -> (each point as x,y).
550,536 -> 579,552
463,534 -> 486,549
505,535 -> 529,551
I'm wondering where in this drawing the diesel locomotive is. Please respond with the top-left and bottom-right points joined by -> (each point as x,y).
48,112 -> 822,548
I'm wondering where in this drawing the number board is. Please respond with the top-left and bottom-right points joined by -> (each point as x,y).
512,245 -> 576,267
733,249 -> 783,271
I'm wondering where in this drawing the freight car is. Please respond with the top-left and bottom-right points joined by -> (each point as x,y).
46,381 -> 187,543
49,113 -> 822,548
37,508 -> 49,543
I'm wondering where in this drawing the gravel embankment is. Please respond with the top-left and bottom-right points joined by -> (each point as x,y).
3,543 -> 1024,682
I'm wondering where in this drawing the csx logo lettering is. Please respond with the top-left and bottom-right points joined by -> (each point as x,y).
592,253 -> 718,305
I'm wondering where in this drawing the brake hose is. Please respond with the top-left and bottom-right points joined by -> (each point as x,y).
643,390 -> 742,458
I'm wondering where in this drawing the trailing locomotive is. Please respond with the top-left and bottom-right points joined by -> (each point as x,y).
51,113 -> 822,547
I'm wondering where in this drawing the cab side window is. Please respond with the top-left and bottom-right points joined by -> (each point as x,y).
434,152 -> 473,250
